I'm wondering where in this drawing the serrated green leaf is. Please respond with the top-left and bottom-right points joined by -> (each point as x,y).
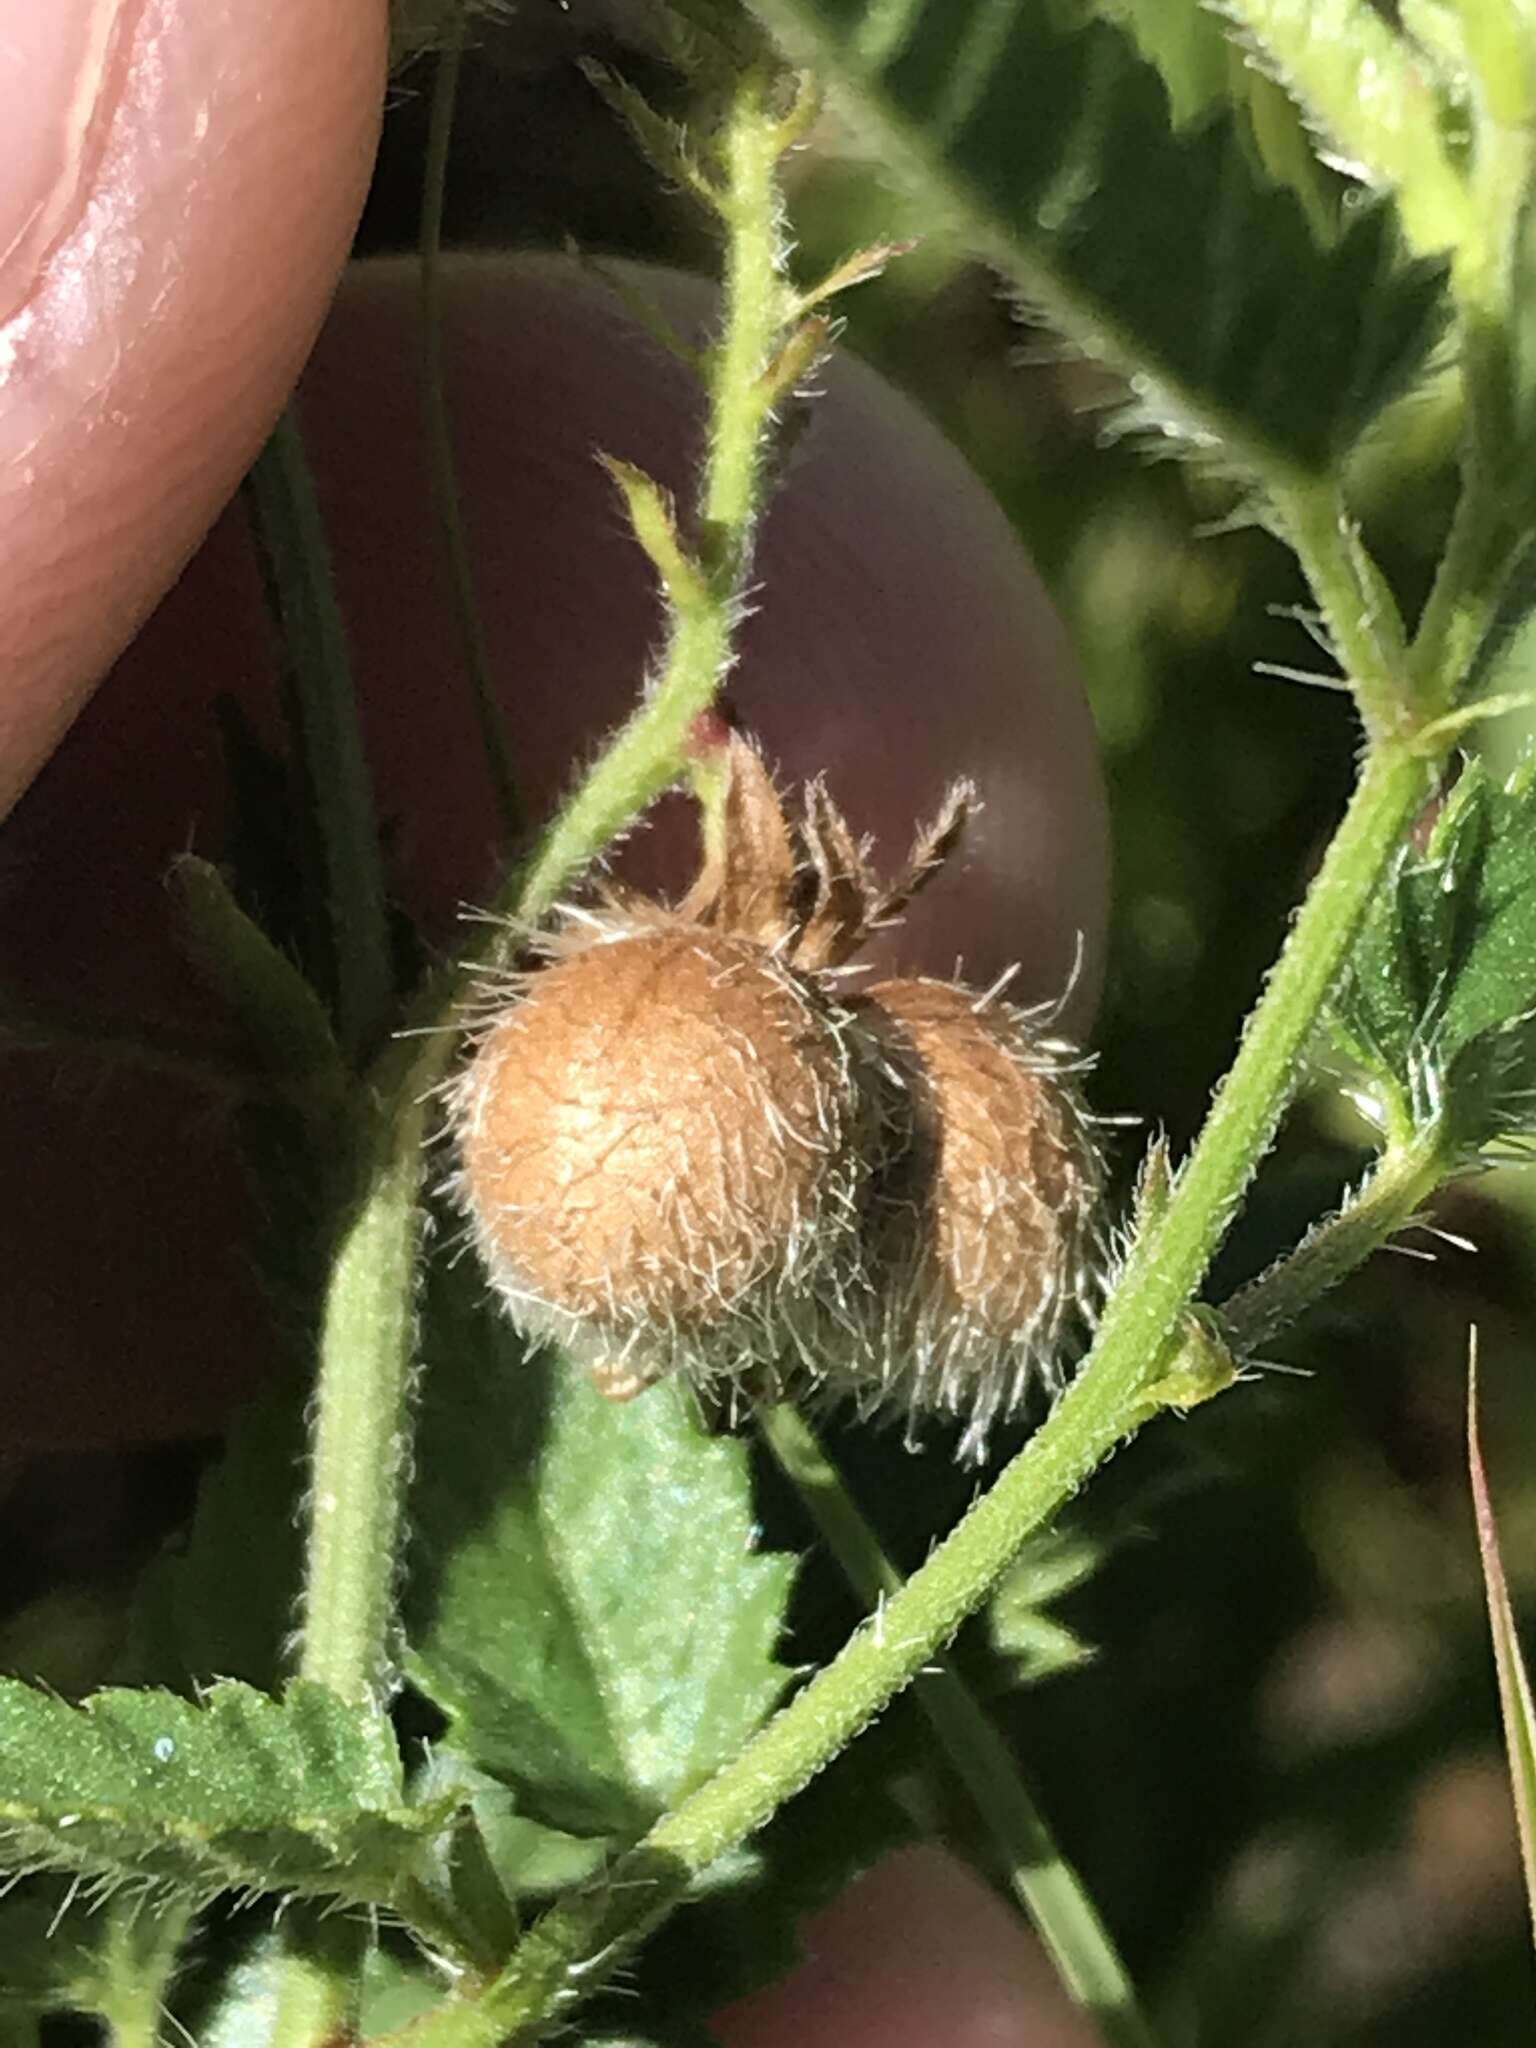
1224,0 -> 1471,256
748,0 -> 1449,471
1328,752 -> 1536,1150
1094,0 -> 1230,127
0,1679 -> 452,1912
1086,1 -> 1340,238
1469,1350 -> 1536,1954
404,1263 -> 795,1840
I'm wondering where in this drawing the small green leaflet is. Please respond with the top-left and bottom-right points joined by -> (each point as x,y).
747,0 -> 1448,472
404,1262 -> 795,1840
988,1522 -> 1102,1686
0,1678 -> 452,1911
1328,753 -> 1536,1153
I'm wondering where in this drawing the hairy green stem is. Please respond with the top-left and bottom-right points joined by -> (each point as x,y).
514,67 -> 795,922
295,62 -> 803,1728
91,1899 -> 193,2048
698,67 -> 795,561
757,1403 -> 1156,2048
420,18 -> 522,840
382,741 -> 1434,2048
298,1106 -> 427,1702
245,415 -> 395,1064
1220,1126 -> 1453,1352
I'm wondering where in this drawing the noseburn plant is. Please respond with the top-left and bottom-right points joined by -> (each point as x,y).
10,3 -> 1536,2046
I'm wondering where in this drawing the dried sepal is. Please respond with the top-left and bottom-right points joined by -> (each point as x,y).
867,781 -> 974,936
677,733 -> 801,947
683,732 -> 974,974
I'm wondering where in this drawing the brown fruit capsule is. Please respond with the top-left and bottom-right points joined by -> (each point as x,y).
450,731 -> 1102,1448
848,976 -> 1104,1459
450,911 -> 876,1399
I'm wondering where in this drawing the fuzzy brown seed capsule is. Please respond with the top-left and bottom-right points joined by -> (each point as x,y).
451,917 -> 875,1398
848,976 -> 1104,1458
450,732 -> 1100,1451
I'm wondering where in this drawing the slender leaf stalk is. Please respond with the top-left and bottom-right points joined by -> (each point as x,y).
89,1900 -> 193,2048
1469,1344 -> 1536,1956
298,1106 -> 428,1704
245,416 -> 395,1064
420,17 -> 522,840
757,1402 -> 1156,2048
514,65 -> 796,922
1220,1124 -> 1453,1351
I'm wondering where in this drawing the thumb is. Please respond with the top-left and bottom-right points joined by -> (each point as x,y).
0,0 -> 389,814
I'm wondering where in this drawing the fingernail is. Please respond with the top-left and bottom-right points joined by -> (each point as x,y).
0,0 -> 135,329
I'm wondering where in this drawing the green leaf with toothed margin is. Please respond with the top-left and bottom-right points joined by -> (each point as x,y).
1328,751 -> 1536,1153
0,1677 -> 451,1912
403,1258 -> 796,1841
1219,0 -> 1470,258
747,0 -> 1448,472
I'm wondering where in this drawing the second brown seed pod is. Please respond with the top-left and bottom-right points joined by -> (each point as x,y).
846,975 -> 1104,1460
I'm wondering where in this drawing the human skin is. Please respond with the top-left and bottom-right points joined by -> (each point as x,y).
0,0 -> 388,811
0,12 -> 1107,2044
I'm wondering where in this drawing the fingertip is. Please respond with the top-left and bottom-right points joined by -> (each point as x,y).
710,1846 -> 1101,2048
0,0 -> 390,813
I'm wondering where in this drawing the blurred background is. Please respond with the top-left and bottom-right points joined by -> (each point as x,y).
7,6 -> 1536,2042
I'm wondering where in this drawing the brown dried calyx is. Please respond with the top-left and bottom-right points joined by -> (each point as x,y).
451,733 -> 1103,1451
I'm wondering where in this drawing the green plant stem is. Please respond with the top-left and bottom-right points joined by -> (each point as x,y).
699,67 -> 793,562
420,17 -> 522,841
1220,1125 -> 1452,1351
757,1402 -> 1156,2048
276,72 -> 809,2048
381,740 -> 1435,2048
245,415 -> 395,1066
513,67 -> 793,923
90,1899 -> 193,2048
298,1104 -> 427,1703
275,1110 -> 427,2039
